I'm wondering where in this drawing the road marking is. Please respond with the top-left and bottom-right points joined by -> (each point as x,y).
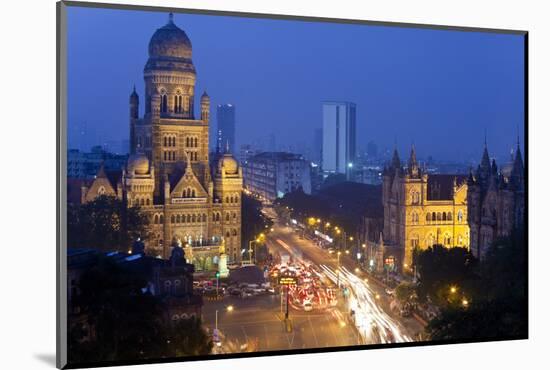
308,316 -> 320,347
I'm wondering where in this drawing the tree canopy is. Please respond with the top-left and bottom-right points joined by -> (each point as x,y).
68,195 -> 151,252
421,228 -> 527,341
69,257 -> 212,364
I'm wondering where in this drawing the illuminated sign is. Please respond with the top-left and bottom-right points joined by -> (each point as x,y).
314,230 -> 333,243
171,197 -> 207,204
278,276 -> 297,285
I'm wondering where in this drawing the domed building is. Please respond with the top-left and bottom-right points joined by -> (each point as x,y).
84,14 -> 243,274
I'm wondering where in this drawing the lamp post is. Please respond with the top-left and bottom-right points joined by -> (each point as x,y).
337,251 -> 342,288
215,271 -> 220,296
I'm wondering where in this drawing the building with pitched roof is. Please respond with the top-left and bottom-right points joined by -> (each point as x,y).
467,139 -> 525,260
80,14 -> 243,273
381,145 -> 470,272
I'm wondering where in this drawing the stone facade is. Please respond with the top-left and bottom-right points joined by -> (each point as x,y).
467,141 -> 525,260
382,146 -> 470,272
81,14 -> 243,273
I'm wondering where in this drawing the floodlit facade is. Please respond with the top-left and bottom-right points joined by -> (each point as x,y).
322,101 -> 356,177
382,146 -> 470,271
81,14 -> 243,272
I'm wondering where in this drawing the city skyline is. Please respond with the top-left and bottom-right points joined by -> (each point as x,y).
67,7 -> 524,163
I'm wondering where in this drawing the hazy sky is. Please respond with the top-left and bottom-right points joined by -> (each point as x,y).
67,6 -> 525,164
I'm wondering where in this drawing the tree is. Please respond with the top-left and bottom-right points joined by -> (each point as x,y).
395,282 -> 416,304
166,317 -> 213,357
426,228 -> 527,341
68,195 -> 151,252
415,245 -> 478,306
242,193 -> 272,245
68,257 -> 212,364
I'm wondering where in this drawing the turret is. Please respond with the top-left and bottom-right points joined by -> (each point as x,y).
130,85 -> 139,119
407,144 -> 419,178
510,139 -> 524,189
200,91 -> 210,123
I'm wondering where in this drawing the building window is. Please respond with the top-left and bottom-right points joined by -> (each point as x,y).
160,215 -> 164,224
426,213 -> 431,223
412,191 -> 420,205
442,212 -> 447,221
444,234 -> 452,246
437,212 -> 442,221
160,93 -> 168,113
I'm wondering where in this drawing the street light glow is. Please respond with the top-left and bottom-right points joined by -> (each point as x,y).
227,305 -> 234,312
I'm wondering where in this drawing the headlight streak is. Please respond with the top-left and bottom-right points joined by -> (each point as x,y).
320,265 -> 412,344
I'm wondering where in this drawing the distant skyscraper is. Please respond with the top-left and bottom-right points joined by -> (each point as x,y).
217,104 -> 236,153
322,101 -> 356,177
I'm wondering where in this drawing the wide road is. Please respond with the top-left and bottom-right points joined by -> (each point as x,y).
265,219 -> 424,343
202,293 -> 361,354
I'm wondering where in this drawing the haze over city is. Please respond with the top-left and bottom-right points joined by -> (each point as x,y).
67,7 -> 524,163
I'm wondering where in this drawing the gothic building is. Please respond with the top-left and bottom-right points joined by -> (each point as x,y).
467,140 -> 525,260
382,146 -> 470,272
81,14 -> 243,274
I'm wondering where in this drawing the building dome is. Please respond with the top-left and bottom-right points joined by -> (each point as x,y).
128,153 -> 150,175
218,153 -> 239,175
148,13 -> 192,60
201,91 -> 210,102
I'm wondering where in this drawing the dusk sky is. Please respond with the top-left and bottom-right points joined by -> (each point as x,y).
67,6 -> 525,164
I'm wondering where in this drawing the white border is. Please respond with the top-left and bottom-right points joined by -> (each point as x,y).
1,0 -> 547,369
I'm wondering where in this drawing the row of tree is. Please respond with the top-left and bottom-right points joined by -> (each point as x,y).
69,257 -> 212,365
68,195 -> 150,252
409,228 -> 527,341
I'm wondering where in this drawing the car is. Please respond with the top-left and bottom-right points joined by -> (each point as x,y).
303,302 -> 313,312
385,288 -> 394,296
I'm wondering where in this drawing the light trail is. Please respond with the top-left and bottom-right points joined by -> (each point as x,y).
320,265 -> 412,344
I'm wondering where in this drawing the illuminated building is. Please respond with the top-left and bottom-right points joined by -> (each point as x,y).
322,101 -> 356,178
243,152 -> 312,202
467,140 -> 524,260
381,145 -> 470,271
81,14 -> 243,272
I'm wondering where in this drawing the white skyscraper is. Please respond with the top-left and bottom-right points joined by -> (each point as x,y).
322,101 -> 357,177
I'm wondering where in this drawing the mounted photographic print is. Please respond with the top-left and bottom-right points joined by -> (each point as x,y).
56,1 -> 527,368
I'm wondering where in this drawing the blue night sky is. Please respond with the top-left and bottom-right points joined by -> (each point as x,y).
67,6 -> 525,164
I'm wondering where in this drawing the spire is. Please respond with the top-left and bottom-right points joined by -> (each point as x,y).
408,144 -> 419,177
480,138 -> 491,173
96,162 -> 107,178
390,143 -> 401,171
168,12 -> 174,24
225,140 -> 230,154
511,140 -> 524,181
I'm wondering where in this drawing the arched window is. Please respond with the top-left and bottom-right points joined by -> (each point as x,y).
216,213 -> 220,221
164,136 -> 168,147
176,215 -> 181,223
194,137 -> 198,147
232,212 -> 237,220
192,189 -> 196,198
226,213 -> 230,221
160,93 -> 168,113
140,198 -> 145,206
160,215 -> 164,224
426,213 -> 431,222
171,215 -> 175,224
234,195 -> 239,203
226,231 -> 230,238
457,210 -> 463,223
412,191 -> 420,204
192,214 -> 196,223
225,196 -> 229,203
432,212 -> 436,222
186,214 -> 191,223
447,212 -> 452,222
444,234 -> 452,245
154,214 -> 159,224
186,137 -> 190,147
146,198 -> 150,206
437,212 -> 442,221
202,214 -> 207,222
232,229 -> 237,236
442,212 -> 447,221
